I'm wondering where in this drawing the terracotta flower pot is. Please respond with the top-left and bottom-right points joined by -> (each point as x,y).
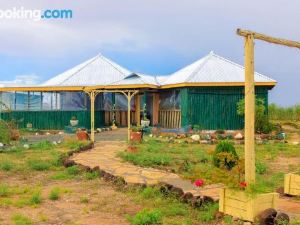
130,131 -> 142,142
76,130 -> 89,141
10,129 -> 20,141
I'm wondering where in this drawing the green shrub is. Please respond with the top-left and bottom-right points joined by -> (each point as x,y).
256,161 -> 267,174
30,191 -> 42,205
27,159 -> 51,171
213,141 -> 238,170
85,171 -> 99,180
129,209 -> 162,225
30,141 -> 54,151
49,187 -> 60,200
141,187 -> 162,199
0,120 -> 11,144
237,98 -> 273,133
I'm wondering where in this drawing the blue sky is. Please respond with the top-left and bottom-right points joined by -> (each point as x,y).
0,0 -> 299,106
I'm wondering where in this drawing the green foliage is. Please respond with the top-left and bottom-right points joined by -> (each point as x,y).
129,209 -> 162,225
131,126 -> 142,132
67,165 -> 80,175
12,214 -> 33,225
237,98 -> 273,133
0,120 -> 11,144
213,141 -> 238,170
27,159 -> 51,171
0,160 -> 14,171
0,184 -> 9,197
223,215 -> 233,224
198,203 -> 219,222
49,187 -> 60,200
30,191 -> 42,205
85,171 -> 100,180
269,103 -> 300,121
141,187 -> 162,199
30,140 -> 54,151
256,161 -> 267,174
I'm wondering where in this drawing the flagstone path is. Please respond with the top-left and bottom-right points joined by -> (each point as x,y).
70,141 -> 300,221
70,141 -> 223,201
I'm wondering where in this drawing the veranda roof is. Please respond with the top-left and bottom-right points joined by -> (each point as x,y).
0,51 -> 276,92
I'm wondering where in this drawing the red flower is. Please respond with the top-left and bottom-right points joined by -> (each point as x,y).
194,179 -> 205,187
239,181 -> 247,188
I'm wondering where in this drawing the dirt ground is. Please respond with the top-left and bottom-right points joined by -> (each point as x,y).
0,171 -> 141,225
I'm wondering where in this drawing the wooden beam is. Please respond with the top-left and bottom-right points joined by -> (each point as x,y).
152,93 -> 159,126
135,94 -> 141,126
244,34 -> 256,184
237,29 -> 300,49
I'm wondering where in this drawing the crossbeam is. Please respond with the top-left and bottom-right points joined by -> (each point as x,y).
237,29 -> 300,49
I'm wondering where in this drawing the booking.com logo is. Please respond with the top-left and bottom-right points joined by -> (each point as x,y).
0,7 -> 73,21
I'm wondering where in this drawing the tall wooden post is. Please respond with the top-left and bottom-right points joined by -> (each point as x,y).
90,91 -> 95,142
152,93 -> 159,126
135,94 -> 141,126
127,93 -> 131,141
244,34 -> 256,184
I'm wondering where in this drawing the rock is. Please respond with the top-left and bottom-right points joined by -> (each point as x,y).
0,143 -> 4,148
191,134 -> 200,141
200,140 -> 209,144
276,187 -> 284,196
191,196 -> 202,208
46,132 -> 50,135
274,212 -> 289,225
23,144 -> 30,149
52,141 -> 58,145
35,133 -> 39,136
257,208 -> 277,225
149,134 -> 153,137
58,131 -> 64,135
234,132 -> 243,140
292,141 -> 299,145
63,159 -> 75,167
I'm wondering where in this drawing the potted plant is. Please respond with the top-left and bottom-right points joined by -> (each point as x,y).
130,126 -> 142,142
76,128 -> 90,141
141,103 -> 150,127
70,116 -> 79,127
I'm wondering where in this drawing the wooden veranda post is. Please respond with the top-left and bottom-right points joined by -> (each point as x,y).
244,34 -> 256,184
90,91 -> 96,142
135,94 -> 141,126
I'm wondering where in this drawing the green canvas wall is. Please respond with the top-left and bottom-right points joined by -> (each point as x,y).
180,86 -> 269,130
0,110 -> 105,130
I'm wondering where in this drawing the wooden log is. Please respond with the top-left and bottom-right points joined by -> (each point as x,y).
237,29 -> 300,49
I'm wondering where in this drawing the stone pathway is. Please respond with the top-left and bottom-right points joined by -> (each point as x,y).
70,141 -> 300,220
71,141 -> 223,201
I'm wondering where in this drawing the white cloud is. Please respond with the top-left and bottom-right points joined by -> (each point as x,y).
0,74 -> 40,87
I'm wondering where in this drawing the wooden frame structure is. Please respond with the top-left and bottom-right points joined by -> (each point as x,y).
220,29 -> 300,222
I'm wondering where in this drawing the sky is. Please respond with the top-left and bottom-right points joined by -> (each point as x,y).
0,0 -> 299,106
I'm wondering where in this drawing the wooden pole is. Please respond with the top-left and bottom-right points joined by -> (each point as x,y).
90,91 -> 95,142
127,92 -> 132,142
152,93 -> 159,126
135,94 -> 141,126
244,34 -> 256,184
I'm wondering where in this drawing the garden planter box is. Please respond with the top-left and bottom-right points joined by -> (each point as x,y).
130,131 -> 142,142
219,188 -> 279,222
284,173 -> 300,196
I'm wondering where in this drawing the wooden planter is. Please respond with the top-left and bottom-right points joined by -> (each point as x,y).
219,188 -> 279,222
130,131 -> 142,142
284,173 -> 300,196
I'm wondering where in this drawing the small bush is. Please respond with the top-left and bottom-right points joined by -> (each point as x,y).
30,191 -> 42,205
49,187 -> 60,200
27,160 -> 51,171
256,161 -> 267,174
141,187 -> 162,199
213,141 -> 238,170
12,214 -> 33,225
80,196 -> 89,203
30,141 -> 54,151
129,209 -> 162,225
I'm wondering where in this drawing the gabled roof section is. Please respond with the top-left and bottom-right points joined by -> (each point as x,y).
41,54 -> 131,87
162,51 -> 276,86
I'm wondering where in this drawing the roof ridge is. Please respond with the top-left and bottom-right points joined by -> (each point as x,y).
211,52 -> 275,82
98,54 -> 130,76
185,53 -> 212,82
55,55 -> 100,86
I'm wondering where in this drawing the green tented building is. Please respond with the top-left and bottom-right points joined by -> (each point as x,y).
0,51 -> 276,131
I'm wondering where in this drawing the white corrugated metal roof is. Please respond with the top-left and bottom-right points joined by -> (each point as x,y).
162,51 -> 276,85
109,73 -> 160,86
42,54 -> 131,87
